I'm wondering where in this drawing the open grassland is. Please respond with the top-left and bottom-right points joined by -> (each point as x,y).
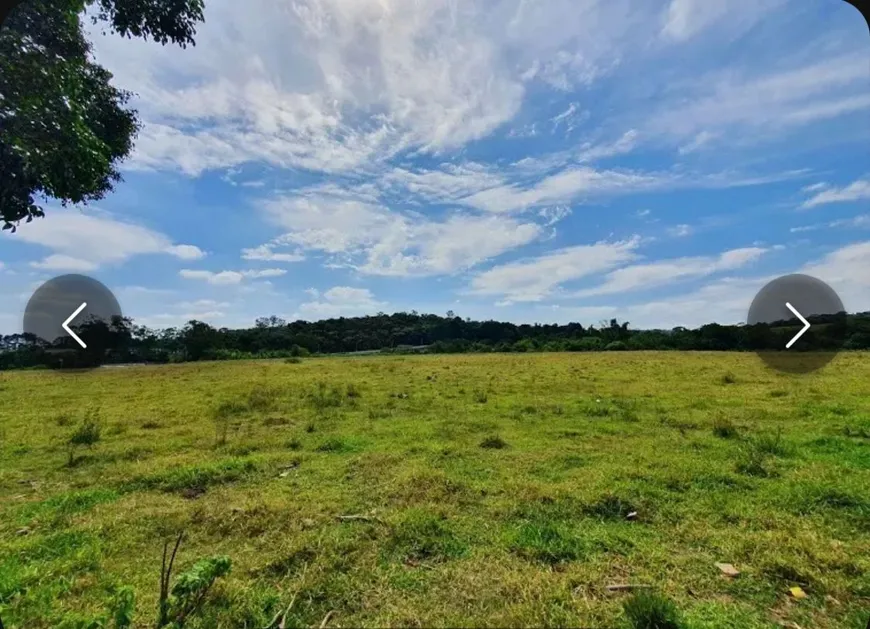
0,352 -> 869,628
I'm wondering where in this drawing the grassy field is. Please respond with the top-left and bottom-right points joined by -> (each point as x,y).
0,352 -> 868,628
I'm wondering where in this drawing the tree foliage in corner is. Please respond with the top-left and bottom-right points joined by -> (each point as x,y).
0,0 -> 204,230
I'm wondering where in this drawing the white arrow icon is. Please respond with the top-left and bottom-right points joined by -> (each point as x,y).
785,302 -> 810,349
62,302 -> 88,349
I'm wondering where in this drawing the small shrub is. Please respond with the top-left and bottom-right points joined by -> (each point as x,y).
286,438 -> 303,451
110,585 -> 136,629
712,417 -> 739,439
157,533 -> 232,628
622,591 -> 683,629
305,422 -> 316,433
479,435 -> 508,449
55,413 -> 73,427
345,383 -> 362,399
247,385 -> 279,412
753,429 -> 792,457
316,437 -> 353,453
473,390 -> 488,404
263,416 -> 289,427
308,382 -> 344,410
67,409 -> 102,466
141,420 -> 161,430
720,372 -> 737,384
284,357 -> 302,364
735,448 -> 773,478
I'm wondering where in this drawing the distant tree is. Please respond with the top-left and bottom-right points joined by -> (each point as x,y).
255,315 -> 287,329
0,0 -> 204,229
179,320 -> 221,361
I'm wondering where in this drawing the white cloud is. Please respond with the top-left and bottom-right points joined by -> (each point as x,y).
262,193 -> 542,276
575,130 -> 640,163
647,54 -> 870,142
801,241 -> 870,313
381,164 -> 505,204
830,215 -> 870,229
166,244 -> 206,260
149,310 -> 226,322
801,182 -> 828,193
667,224 -> 693,238
572,246 -> 767,298
175,299 -> 231,310
294,286 -> 385,320
30,255 -> 98,272
790,224 -> 819,234
460,167 -> 661,214
241,244 -> 305,263
11,209 -> 203,269
677,130 -> 717,155
550,102 -> 586,133
546,241 -> 870,329
179,268 -> 287,285
800,178 -> 870,209
469,237 -> 640,303
660,0 -> 784,42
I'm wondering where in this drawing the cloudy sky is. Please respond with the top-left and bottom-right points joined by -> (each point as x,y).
2,0 -> 869,332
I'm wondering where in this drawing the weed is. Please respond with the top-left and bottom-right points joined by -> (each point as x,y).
720,372 -> 737,384
284,357 -> 302,364
308,382 -> 344,410
316,437 -> 353,453
130,458 -> 259,494
712,417 -> 739,439
843,425 -> 870,439
753,429 -> 792,457
285,437 -> 303,451
735,448 -> 773,478
213,400 -> 247,420
110,585 -> 136,628
157,532 -> 232,628
67,408 -> 102,466
473,389 -> 488,404
622,591 -> 683,629
479,435 -> 508,449
345,383 -> 362,398
583,493 -> 638,521
247,385 -> 279,412
509,522 -> 587,564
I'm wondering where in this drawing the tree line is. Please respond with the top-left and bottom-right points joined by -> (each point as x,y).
0,310 -> 867,370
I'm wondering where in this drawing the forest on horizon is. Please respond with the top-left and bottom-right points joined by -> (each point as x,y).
1,309 -> 867,370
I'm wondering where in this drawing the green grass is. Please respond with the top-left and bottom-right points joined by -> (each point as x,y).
0,352 -> 869,627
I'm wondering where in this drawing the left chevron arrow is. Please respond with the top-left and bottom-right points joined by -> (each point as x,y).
62,302 -> 88,349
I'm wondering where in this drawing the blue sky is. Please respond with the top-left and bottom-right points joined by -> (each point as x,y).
2,0 -> 869,333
